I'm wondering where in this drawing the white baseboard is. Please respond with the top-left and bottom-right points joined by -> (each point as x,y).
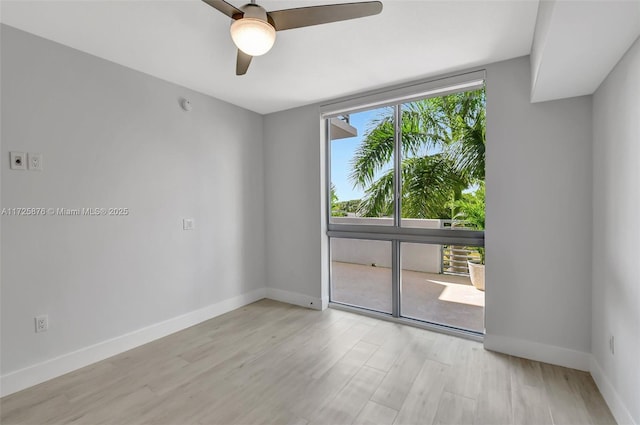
321,296 -> 329,310
0,288 -> 266,397
483,334 -> 591,371
266,288 -> 323,310
590,356 -> 636,425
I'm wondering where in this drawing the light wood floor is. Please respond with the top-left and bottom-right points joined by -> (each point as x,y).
1,299 -> 615,425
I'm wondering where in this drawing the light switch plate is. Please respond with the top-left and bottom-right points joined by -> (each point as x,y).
10,152 -> 26,170
183,218 -> 195,230
28,153 -> 43,171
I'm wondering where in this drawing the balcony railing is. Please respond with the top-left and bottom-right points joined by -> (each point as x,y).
441,245 -> 476,275
330,217 -> 481,276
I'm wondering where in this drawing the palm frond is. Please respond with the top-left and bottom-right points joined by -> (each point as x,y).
356,168 -> 395,217
401,156 -> 467,218
349,112 -> 395,188
349,87 -> 486,219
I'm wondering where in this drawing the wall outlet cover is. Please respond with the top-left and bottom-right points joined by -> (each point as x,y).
35,315 -> 48,333
10,152 -> 27,170
28,153 -> 43,171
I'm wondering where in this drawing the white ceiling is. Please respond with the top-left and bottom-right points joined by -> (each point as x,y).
530,0 -> 640,103
0,0 -> 539,114
2,1 -> 639,114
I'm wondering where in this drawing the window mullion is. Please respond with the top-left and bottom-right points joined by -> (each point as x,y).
393,104 -> 402,228
392,104 -> 402,317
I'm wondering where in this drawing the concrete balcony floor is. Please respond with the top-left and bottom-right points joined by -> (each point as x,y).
331,261 -> 485,333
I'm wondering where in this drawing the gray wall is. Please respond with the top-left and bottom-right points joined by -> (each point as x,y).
264,56 -> 594,358
263,105 -> 325,304
484,57 -> 592,355
592,37 -> 640,425
1,25 -> 265,375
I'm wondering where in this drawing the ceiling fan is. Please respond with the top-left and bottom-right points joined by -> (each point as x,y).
202,0 -> 383,75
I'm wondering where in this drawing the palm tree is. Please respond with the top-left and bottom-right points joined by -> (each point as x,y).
349,88 -> 485,219
330,183 -> 347,217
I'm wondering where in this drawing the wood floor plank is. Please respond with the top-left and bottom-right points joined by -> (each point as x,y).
540,363 -> 594,425
364,323 -> 429,373
199,325 -> 378,423
425,332 -> 461,366
393,359 -> 449,425
0,360 -> 114,417
473,350 -> 513,425
370,336 -> 433,410
443,338 -> 484,400
135,386 -> 223,424
286,340 -> 380,420
353,401 -> 398,425
65,385 -> 156,425
432,391 -> 476,425
309,365 -> 386,425
509,357 -> 553,425
361,321 -> 400,346
228,404 -> 308,425
225,320 -> 375,392
364,336 -> 406,372
0,300 -> 617,425
179,304 -> 308,363
0,394 -> 70,425
510,355 -> 545,387
306,322 -> 376,379
566,368 -> 617,425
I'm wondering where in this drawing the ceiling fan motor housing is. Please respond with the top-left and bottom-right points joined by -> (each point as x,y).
238,3 -> 269,22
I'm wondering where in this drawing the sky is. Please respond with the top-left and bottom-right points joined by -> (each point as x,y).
331,108 -> 390,202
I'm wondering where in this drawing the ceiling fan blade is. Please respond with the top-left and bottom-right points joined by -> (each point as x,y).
267,1 -> 382,31
201,0 -> 243,19
236,50 -> 253,75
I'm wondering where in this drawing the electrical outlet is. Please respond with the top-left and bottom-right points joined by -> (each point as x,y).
10,152 -> 27,170
183,218 -> 195,230
35,315 -> 48,333
28,153 -> 43,171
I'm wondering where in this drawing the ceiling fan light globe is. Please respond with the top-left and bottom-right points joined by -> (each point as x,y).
230,18 -> 276,56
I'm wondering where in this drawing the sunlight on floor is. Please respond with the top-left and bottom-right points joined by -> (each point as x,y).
427,278 -> 485,307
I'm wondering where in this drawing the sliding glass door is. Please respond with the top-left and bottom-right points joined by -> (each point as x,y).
330,238 -> 393,314
327,79 -> 486,335
400,242 -> 484,333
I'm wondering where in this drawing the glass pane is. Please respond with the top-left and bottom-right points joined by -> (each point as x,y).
399,88 -> 486,230
329,107 -> 394,226
330,238 -> 392,314
400,242 -> 484,333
